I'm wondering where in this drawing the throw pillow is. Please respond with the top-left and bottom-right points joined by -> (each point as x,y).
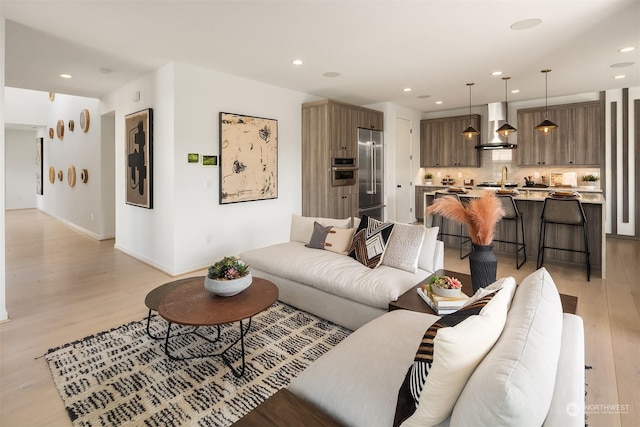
348,215 -> 395,268
289,214 -> 351,243
382,223 -> 426,273
417,226 -> 439,272
324,227 -> 356,254
306,221 -> 333,249
394,278 -> 516,427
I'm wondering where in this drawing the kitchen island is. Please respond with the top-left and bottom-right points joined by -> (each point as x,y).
423,188 -> 606,278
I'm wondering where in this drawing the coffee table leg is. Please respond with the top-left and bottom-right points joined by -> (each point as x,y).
162,317 -> 252,378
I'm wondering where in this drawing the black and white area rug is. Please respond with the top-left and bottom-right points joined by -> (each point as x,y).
44,302 -> 351,426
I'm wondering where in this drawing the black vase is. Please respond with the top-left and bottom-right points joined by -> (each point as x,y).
469,244 -> 498,292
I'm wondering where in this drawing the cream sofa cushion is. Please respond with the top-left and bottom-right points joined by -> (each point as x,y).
450,267 -> 563,426
289,214 -> 351,243
417,226 -> 439,273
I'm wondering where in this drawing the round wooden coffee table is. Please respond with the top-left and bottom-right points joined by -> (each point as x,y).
157,276 -> 278,377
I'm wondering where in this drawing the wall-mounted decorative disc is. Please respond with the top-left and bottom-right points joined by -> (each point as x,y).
49,92 -> 55,102
67,165 -> 76,187
49,128 -> 54,139
80,169 -> 89,183
68,120 -> 75,131
49,166 -> 56,183
57,120 -> 65,140
57,170 -> 64,181
80,109 -> 90,132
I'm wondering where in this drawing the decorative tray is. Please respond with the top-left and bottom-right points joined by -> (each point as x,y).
496,189 -> 518,195
550,190 -> 581,198
447,187 -> 468,194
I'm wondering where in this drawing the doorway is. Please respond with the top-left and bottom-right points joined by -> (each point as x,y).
394,118 -> 412,223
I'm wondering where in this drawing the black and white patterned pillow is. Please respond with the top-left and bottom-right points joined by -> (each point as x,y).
393,292 -> 499,426
348,215 -> 395,268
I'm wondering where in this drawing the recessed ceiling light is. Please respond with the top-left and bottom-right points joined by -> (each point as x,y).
435,101 -> 443,105
100,67 -> 114,74
511,89 -> 520,94
492,71 -> 503,76
614,74 -> 626,79
619,47 -> 636,53
59,73 -> 72,79
417,95 -> 431,99
322,71 -> 341,78
610,62 -> 635,68
510,18 -> 542,30
292,59 -> 303,65
403,88 -> 412,92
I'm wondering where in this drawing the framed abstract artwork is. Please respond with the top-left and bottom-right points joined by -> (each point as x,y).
36,137 -> 43,195
125,108 -> 153,208
219,112 -> 278,204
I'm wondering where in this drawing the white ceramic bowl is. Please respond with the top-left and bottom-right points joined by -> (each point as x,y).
432,286 -> 462,298
204,271 -> 252,297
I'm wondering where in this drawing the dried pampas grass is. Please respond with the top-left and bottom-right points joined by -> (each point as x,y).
426,191 -> 506,246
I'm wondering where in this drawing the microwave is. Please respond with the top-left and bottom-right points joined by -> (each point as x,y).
331,158 -> 357,187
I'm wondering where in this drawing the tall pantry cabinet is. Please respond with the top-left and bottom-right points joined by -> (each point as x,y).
301,99 -> 383,219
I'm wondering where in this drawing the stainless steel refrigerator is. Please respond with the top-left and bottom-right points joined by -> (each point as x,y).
357,128 -> 384,221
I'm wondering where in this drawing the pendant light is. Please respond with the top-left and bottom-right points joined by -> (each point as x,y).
496,77 -> 517,137
535,69 -> 558,134
462,83 -> 480,140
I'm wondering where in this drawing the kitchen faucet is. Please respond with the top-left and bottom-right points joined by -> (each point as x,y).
501,166 -> 508,189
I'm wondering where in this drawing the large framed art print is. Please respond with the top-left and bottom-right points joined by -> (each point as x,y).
219,112 -> 278,204
125,108 -> 153,209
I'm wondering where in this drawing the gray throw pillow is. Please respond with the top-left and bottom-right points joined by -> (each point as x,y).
306,221 -> 333,249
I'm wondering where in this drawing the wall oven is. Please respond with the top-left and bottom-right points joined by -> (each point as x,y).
331,157 -> 357,187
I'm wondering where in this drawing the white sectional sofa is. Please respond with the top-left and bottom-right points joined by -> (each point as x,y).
240,214 -> 444,330
288,267 -> 585,427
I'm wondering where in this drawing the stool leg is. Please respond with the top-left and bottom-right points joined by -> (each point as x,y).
537,221 -> 546,269
517,215 -> 527,269
583,223 -> 591,281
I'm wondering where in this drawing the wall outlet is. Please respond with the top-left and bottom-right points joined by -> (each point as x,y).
437,172 -> 442,177
457,172 -> 462,178
534,172 -> 540,178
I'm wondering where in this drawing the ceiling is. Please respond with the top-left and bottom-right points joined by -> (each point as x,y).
3,0 -> 639,113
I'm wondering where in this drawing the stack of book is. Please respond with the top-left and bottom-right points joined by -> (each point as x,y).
417,285 -> 469,314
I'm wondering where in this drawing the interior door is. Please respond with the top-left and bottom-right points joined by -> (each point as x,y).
395,118 -> 412,223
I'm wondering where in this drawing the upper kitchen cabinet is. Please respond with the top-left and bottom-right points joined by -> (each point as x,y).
517,101 -> 602,166
356,107 -> 384,131
328,102 -> 358,157
420,114 -> 480,167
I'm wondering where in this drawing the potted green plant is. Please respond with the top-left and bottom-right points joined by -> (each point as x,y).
204,256 -> 252,296
582,173 -> 599,187
424,173 -> 433,185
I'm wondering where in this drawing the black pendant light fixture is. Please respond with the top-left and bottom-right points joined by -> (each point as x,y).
496,77 -> 517,137
462,83 -> 480,140
535,69 -> 558,134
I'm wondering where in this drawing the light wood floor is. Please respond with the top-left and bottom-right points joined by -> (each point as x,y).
1,209 -> 638,426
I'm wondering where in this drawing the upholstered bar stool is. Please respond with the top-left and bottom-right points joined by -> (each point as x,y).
493,195 -> 526,269
536,197 -> 590,281
433,191 -> 472,259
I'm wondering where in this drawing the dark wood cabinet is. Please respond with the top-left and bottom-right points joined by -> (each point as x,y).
420,115 -> 480,167
357,108 -> 384,131
517,101 -> 601,166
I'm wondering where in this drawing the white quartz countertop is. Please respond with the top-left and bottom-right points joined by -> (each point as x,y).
424,188 -> 605,205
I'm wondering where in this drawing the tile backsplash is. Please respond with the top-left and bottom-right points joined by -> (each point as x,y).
418,149 -> 601,188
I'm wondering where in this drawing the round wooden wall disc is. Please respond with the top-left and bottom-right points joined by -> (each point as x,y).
57,170 -> 63,181
80,169 -> 89,183
80,109 -> 90,132
68,120 -> 75,131
67,165 -> 76,187
57,120 -> 64,140
49,128 -> 54,139
49,166 -> 56,183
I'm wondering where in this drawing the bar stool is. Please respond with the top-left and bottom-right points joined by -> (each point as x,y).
493,195 -> 527,269
433,192 -> 472,259
537,197 -> 590,281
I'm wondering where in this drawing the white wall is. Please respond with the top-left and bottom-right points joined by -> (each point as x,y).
5,129 -> 38,209
1,17 -> 8,322
101,62 -> 315,275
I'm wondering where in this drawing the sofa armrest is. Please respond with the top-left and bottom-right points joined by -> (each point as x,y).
543,313 -> 585,427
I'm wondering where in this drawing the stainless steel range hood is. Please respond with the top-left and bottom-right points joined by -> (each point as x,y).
475,102 -> 517,150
